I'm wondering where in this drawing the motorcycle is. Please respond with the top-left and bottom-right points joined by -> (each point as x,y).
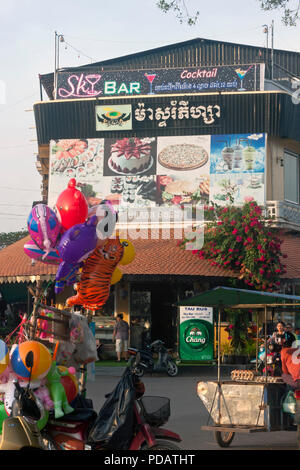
42,353 -> 181,450
128,339 -> 178,377
0,351 -> 45,450
250,341 -> 282,376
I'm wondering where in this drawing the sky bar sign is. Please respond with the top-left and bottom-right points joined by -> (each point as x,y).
56,63 -> 265,100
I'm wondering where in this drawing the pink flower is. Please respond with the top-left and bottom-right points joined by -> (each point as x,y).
232,228 -> 238,235
244,196 -> 254,202
236,236 -> 242,242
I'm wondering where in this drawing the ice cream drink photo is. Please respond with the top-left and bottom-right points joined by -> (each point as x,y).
222,146 -> 234,170
243,146 -> 256,170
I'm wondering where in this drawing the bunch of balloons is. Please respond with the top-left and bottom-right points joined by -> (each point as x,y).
0,339 -> 79,430
24,178 -> 136,310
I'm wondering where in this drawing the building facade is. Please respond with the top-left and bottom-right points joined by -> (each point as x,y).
26,38 -> 300,353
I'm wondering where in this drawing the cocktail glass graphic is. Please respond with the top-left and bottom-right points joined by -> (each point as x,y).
144,73 -> 156,94
85,74 -> 101,95
235,65 -> 253,91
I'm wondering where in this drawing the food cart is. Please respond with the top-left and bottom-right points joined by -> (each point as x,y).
179,286 -> 300,448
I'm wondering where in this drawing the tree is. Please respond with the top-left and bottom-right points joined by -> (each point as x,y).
260,0 -> 300,25
179,199 -> 287,292
157,0 -> 299,25
0,231 -> 28,251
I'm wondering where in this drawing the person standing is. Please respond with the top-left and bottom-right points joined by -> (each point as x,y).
112,313 -> 129,362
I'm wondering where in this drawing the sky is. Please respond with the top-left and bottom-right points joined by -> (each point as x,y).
0,0 -> 299,233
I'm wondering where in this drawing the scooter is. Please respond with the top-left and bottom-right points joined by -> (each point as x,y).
0,351 -> 45,450
250,341 -> 282,376
128,339 -> 178,377
42,353 -> 181,450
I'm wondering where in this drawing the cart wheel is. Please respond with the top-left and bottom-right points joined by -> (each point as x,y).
214,431 -> 235,447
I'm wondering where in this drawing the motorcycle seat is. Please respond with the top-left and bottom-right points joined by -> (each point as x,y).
52,408 -> 97,423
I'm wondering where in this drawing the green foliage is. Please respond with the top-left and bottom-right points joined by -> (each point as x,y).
156,0 -> 199,25
156,0 -> 299,26
260,0 -> 300,26
180,199 -> 287,291
0,231 -> 28,251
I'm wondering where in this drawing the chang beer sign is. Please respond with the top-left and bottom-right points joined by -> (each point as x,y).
179,306 -> 214,361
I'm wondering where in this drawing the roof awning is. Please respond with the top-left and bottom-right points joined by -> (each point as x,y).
178,286 -> 300,309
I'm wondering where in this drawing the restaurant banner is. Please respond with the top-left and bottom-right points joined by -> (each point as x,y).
56,63 -> 265,100
179,306 -> 214,362
48,132 -> 266,214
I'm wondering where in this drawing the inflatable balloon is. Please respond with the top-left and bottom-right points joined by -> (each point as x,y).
27,204 -> 61,256
0,340 -> 9,375
55,215 -> 98,294
24,240 -> 62,265
66,237 -> 125,311
55,178 -> 89,231
119,240 -> 135,266
10,341 -> 52,382
110,267 -> 123,285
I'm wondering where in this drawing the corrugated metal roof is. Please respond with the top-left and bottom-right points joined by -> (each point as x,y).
40,38 -> 300,100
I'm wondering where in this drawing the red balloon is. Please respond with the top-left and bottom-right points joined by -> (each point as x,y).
55,179 -> 88,231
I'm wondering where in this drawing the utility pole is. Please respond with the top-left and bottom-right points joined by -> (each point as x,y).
271,20 -> 274,81
54,31 -> 64,99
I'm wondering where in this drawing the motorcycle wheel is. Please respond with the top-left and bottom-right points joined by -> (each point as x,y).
145,440 -> 181,450
166,360 -> 178,377
134,366 -> 144,378
214,431 -> 235,448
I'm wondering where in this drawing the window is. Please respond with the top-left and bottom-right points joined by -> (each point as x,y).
284,151 -> 299,204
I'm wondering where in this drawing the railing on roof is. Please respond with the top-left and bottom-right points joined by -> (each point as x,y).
270,63 -> 300,94
266,200 -> 300,232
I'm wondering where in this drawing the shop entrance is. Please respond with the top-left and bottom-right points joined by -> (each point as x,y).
130,283 -> 178,351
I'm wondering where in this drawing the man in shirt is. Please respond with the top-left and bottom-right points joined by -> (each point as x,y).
112,313 -> 129,362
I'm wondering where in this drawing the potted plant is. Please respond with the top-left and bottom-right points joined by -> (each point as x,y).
243,339 -> 257,365
221,342 -> 234,364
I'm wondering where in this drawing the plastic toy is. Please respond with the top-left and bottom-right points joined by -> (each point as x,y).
10,341 -> 52,381
46,361 -> 74,419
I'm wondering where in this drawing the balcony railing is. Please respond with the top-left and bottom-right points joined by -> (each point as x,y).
266,200 -> 300,231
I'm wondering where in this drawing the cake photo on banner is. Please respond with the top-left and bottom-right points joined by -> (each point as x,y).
103,137 -> 157,177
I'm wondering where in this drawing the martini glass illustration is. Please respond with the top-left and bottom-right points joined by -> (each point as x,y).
235,65 -> 253,91
144,73 -> 156,94
85,74 -> 101,95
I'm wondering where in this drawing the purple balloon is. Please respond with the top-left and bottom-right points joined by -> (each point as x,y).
55,216 -> 98,293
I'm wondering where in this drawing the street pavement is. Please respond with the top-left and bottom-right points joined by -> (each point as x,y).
84,365 -> 299,451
